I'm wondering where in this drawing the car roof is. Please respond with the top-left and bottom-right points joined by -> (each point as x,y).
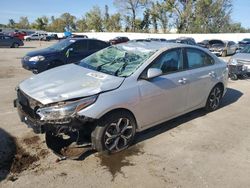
66,38 -> 105,42
116,41 -> 198,52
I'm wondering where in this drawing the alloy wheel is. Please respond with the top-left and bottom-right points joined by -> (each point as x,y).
104,118 -> 133,152
209,87 -> 222,110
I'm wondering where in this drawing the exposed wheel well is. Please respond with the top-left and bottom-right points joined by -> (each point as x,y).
99,108 -> 138,129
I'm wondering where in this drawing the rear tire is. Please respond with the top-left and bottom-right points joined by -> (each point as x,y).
205,85 -> 223,112
91,111 -> 136,154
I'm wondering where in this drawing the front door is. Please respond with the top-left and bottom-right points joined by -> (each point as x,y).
137,48 -> 190,129
67,40 -> 89,63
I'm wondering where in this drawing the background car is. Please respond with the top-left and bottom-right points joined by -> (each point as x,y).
229,44 -> 250,74
109,36 -> 129,44
238,38 -> 250,50
9,31 -> 27,40
208,40 -> 238,56
21,38 -> 110,73
15,42 -> 228,157
0,35 -> 24,48
175,37 -> 196,45
24,33 -> 50,41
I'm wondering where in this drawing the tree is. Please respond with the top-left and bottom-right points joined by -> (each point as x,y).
76,17 -> 88,32
103,5 -> 111,31
109,13 -> 122,31
85,6 -> 103,32
33,16 -> 49,30
8,19 -> 16,29
124,15 -> 131,32
17,16 -> 30,29
150,2 -> 158,33
140,9 -> 151,32
154,1 -> 169,33
60,13 -> 76,31
48,18 -> 65,32
114,0 -> 148,32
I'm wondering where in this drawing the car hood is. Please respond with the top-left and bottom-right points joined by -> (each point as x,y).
232,53 -> 250,61
26,48 -> 59,57
19,64 -> 125,105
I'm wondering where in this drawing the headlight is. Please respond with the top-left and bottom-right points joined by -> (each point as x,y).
36,95 -> 98,121
29,55 -> 45,62
229,58 -> 238,65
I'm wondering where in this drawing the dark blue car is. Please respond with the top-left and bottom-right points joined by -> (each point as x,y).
22,38 -> 110,73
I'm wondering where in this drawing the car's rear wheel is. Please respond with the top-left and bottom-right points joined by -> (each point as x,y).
205,85 -> 223,112
92,111 -> 136,153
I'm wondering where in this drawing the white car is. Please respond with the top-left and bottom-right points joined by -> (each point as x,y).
24,33 -> 49,41
15,42 -> 228,158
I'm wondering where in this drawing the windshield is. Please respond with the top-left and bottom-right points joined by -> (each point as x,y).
240,45 -> 250,53
78,46 -> 155,77
243,38 -> 250,42
49,39 -> 74,51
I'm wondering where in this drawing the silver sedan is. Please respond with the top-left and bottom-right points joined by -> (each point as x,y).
15,42 -> 228,158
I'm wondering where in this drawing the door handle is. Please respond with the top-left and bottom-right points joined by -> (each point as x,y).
178,78 -> 187,84
209,71 -> 216,78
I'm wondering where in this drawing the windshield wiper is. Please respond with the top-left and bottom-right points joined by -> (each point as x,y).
114,61 -> 128,76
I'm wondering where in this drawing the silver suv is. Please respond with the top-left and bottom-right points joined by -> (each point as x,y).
15,42 -> 228,158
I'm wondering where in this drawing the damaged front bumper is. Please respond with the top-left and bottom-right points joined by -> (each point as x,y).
14,98 -> 97,159
14,98 -> 96,134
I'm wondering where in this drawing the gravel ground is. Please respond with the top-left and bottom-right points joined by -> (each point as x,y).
0,41 -> 249,188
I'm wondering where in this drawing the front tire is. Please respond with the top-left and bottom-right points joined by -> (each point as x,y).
92,111 -> 136,154
11,43 -> 19,48
205,85 -> 223,112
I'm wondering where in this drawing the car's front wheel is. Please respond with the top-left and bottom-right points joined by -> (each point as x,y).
12,43 -> 19,48
92,111 -> 136,153
205,85 -> 223,112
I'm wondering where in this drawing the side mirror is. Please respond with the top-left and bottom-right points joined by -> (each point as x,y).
236,49 -> 241,53
147,68 -> 162,79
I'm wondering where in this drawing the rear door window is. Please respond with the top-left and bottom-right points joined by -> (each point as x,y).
186,48 -> 214,69
89,40 -> 107,50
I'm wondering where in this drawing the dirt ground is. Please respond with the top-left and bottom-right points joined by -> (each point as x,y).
0,41 -> 250,188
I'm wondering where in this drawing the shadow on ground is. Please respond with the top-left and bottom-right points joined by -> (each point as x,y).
135,87 -> 242,144
0,128 -> 16,182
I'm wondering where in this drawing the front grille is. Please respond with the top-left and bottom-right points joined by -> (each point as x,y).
17,90 -> 42,119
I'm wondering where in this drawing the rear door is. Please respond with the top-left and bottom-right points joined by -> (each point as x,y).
88,40 -> 108,54
137,48 -> 190,129
184,47 -> 216,109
